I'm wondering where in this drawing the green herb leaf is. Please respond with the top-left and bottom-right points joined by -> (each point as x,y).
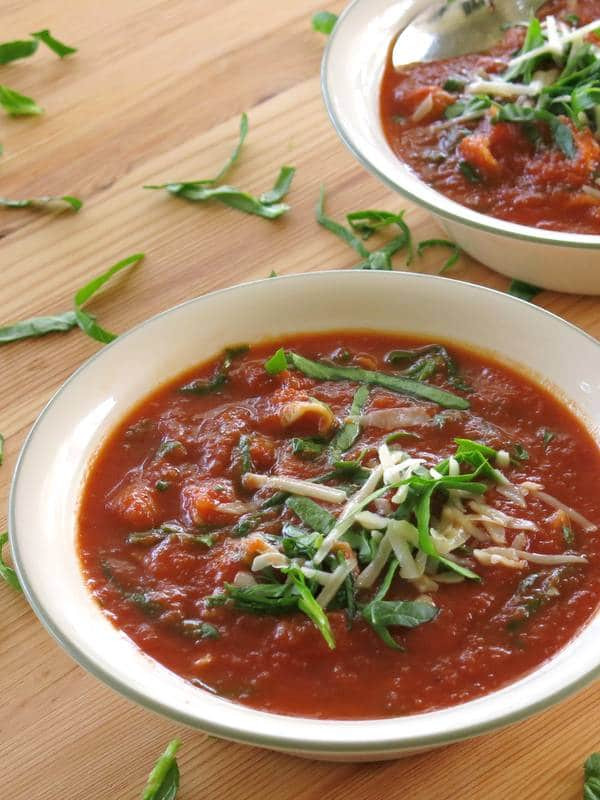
155,479 -> 170,492
145,114 -> 292,219
155,439 -> 185,459
330,384 -> 369,459
31,29 -> 77,58
541,428 -> 556,447
285,350 -> 470,409
282,524 -> 323,559
584,753 -> 600,800
213,112 -> 248,184
209,579 -> 298,613
442,77 -> 465,92
0,195 -> 82,212
286,495 -> 336,534
511,443 -> 529,462
238,434 -> 254,474
259,165 -> 296,204
180,620 -> 219,640
0,310 -> 77,345
362,599 -> 439,629
141,739 -> 181,800
459,160 -> 481,183
312,11 -> 338,35
74,253 -> 145,343
385,429 -> 420,444
417,238 -> 461,273
291,437 -> 325,458
264,347 -> 288,375
386,343 -> 470,391
180,345 -> 249,395
0,85 -> 43,116
0,39 -> 38,65
507,279 -> 541,302
316,186 -> 370,258
0,532 -> 22,592
284,565 -> 335,648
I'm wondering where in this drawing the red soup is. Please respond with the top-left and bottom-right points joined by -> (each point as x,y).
78,333 -> 600,719
380,0 -> 600,233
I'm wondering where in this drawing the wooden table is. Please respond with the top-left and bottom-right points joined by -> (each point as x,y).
2,2 -> 599,797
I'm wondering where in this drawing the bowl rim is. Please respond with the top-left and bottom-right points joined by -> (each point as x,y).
321,0 -> 600,250
8,270 -> 600,755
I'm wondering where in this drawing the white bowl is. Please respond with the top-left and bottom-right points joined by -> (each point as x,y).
9,271 -> 600,760
322,0 -> 600,294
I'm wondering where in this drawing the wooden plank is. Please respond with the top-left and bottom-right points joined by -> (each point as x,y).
1,1 -> 598,798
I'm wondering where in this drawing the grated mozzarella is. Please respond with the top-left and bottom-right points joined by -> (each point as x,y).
251,552 -> 289,572
355,534 -> 392,589
242,473 -> 346,504
411,91 -> 434,122
313,466 -> 384,564
316,560 -> 353,608
474,545 -> 588,567
466,79 -> 543,98
355,510 -> 389,530
469,501 -> 538,530
524,486 -> 598,532
362,406 -> 430,430
507,18 -> 600,68
232,571 -> 257,587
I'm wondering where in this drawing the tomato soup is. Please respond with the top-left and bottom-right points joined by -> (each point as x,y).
78,333 -> 600,719
380,1 -> 600,233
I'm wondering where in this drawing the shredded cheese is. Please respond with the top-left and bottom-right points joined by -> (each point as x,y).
242,473 -> 346,504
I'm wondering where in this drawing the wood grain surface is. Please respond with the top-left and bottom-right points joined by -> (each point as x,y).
1,2 -> 599,798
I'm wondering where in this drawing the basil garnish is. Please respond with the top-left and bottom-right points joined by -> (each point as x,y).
0,532 -> 22,592
31,29 -> 77,57
312,11 -> 338,35
0,85 -> 42,116
0,39 -> 38,65
266,349 -> 470,409
0,195 -> 82,212
145,113 -> 294,219
141,739 -> 181,800
317,188 -> 413,269
584,753 -> 600,800
417,238 -> 461,273
0,253 -> 144,346
507,279 -> 541,302
179,345 -> 249,395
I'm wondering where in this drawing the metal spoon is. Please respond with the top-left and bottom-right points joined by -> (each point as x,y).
392,0 -> 546,68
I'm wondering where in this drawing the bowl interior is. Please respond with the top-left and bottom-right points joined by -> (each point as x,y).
322,0 -> 600,247
9,271 -> 600,755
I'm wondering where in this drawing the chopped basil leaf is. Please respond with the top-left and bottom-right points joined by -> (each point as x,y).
385,430 -> 420,444
285,350 -> 469,409
584,753 -> 600,800
31,30 -> 77,58
0,85 -> 42,116
284,565 -> 335,648
180,620 -> 219,640
156,439 -> 185,459
0,195 -> 82,212
282,524 -> 323,559
445,95 -> 491,121
0,531 -> 22,592
312,11 -> 338,35
564,13 -> 580,26
330,384 -> 369,459
74,253 -> 145,343
386,343 -> 470,391
259,165 -> 296,204
505,567 -> 567,631
563,523 -> 575,547
0,39 -> 38,65
417,238 -> 461,273
155,479 -> 170,492
179,345 -> 249,395
494,104 -> 576,159
264,347 -> 288,375
231,512 -> 261,537
316,189 -> 413,268
0,310 -> 77,344
208,578 -> 299,613
141,739 -> 181,800
316,187 -> 369,258
145,113 -> 293,219
442,77 -> 465,92
507,279 -> 541,302
459,160 -> 481,183
362,599 -> 439,630
238,434 -> 254,474
511,443 -> 529,462
541,428 -> 556,447
291,437 -> 325,458
286,495 -> 336,534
